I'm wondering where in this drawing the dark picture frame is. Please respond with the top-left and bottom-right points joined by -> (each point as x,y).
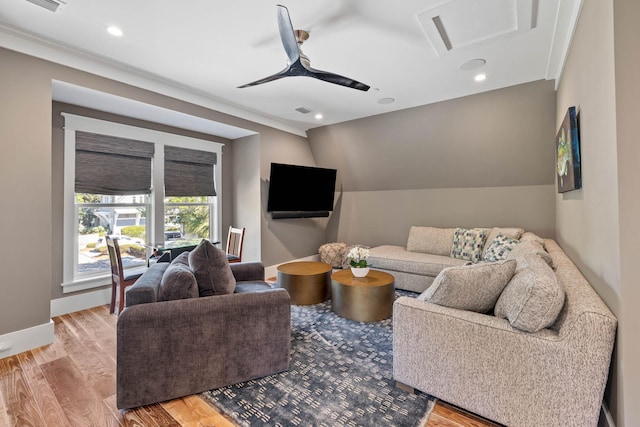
556,106 -> 582,193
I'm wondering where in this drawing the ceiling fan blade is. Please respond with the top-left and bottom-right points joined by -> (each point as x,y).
237,66 -> 291,88
277,4 -> 300,65
306,66 -> 370,91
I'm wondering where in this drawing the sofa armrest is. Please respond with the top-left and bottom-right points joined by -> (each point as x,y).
230,261 -> 265,282
116,288 -> 291,409
393,296 -> 616,427
124,262 -> 169,307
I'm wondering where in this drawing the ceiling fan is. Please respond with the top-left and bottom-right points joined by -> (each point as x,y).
238,4 -> 370,91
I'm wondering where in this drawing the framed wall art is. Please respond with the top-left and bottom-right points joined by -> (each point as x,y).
556,106 -> 582,193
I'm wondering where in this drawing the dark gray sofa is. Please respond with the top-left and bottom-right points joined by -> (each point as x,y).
116,261 -> 291,409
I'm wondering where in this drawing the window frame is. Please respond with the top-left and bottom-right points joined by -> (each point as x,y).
62,113 -> 223,293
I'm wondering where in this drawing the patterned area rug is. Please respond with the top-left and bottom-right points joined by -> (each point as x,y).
203,292 -> 435,427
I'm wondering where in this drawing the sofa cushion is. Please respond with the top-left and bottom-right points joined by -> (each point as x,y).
406,226 -> 455,256
483,234 -> 520,262
450,228 -> 488,263
482,227 -> 525,258
188,239 -> 236,296
519,231 -> 545,245
234,282 -> 274,293
494,254 -> 565,332
158,262 -> 199,302
418,259 -> 517,313
368,245 -> 468,277
507,239 -> 553,267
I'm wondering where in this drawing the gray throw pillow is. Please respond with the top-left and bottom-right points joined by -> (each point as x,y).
188,239 -> 236,296
158,262 -> 199,301
494,254 -> 565,332
418,259 -> 517,313
170,251 -> 190,267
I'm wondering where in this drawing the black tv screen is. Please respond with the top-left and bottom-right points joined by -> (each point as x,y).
267,163 -> 337,217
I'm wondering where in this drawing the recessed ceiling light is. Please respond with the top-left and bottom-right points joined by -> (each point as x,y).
107,26 -> 124,37
377,97 -> 395,105
315,113 -> 323,120
474,73 -> 487,82
460,59 -> 486,71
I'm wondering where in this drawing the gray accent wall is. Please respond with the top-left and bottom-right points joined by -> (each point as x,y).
308,80 -> 557,247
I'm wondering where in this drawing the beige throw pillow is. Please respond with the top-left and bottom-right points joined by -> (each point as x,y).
406,226 -> 455,256
188,239 -> 236,296
494,255 -> 565,332
418,259 -> 517,313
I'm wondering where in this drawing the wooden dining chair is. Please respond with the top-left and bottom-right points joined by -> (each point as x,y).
106,235 -> 147,315
226,226 -> 245,263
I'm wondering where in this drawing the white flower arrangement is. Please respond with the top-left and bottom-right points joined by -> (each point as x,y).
347,246 -> 370,268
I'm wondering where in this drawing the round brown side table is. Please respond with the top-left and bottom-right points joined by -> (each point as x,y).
331,269 -> 395,322
277,261 -> 332,305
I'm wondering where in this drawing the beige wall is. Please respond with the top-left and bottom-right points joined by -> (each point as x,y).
556,0 -> 639,424
309,80 -> 557,246
231,134 -> 261,262
0,47 -> 311,340
0,49 -> 53,336
613,0 -> 640,425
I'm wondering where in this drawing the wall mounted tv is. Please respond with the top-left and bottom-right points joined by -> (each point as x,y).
267,163 -> 337,219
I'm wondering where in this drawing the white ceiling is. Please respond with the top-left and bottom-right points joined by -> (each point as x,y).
0,0 -> 582,137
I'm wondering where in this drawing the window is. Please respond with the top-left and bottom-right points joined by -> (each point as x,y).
62,113 -> 223,293
76,194 -> 148,277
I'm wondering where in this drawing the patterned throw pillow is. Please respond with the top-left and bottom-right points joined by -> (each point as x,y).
483,234 -> 520,262
450,228 -> 488,263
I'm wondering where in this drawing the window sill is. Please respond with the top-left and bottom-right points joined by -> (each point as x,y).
61,275 -> 111,294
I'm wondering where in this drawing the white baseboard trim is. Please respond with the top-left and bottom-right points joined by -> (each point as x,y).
0,320 -> 54,359
601,401 -> 616,427
265,254 -> 320,280
50,287 -> 111,317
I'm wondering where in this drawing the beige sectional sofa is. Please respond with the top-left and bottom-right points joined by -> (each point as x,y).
368,226 -> 533,292
389,229 -> 617,427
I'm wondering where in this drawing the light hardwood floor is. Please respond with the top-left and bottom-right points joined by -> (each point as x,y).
0,305 -> 499,427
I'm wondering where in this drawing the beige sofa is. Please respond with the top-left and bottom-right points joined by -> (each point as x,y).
393,239 -> 617,427
369,226 -> 538,292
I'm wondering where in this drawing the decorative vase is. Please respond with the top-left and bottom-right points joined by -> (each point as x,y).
351,267 -> 370,278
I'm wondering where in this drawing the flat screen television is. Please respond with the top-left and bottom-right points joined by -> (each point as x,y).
267,163 -> 337,218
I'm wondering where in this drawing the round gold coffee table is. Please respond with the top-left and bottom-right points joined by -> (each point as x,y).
277,261 -> 332,305
331,269 -> 395,322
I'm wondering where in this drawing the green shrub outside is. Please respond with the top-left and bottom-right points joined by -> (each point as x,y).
96,243 -> 145,259
121,226 -> 145,239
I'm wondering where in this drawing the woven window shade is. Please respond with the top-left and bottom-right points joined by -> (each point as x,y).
75,131 -> 155,195
164,146 -> 217,197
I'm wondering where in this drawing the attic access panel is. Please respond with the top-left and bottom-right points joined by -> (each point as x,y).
417,0 -> 535,56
